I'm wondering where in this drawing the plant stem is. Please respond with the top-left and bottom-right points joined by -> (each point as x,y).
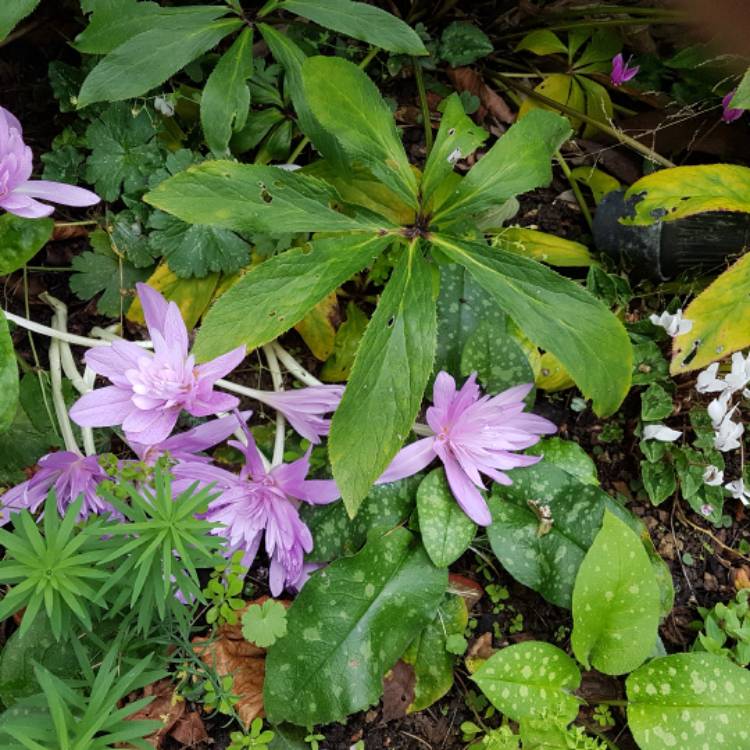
555,148 -> 593,230
48,332 -> 81,455
413,58 -> 433,156
493,74 -> 676,168
54,220 -> 97,228
270,341 -> 322,386
262,344 -> 286,467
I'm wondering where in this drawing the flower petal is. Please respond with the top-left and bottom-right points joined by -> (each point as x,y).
69,386 -> 135,426
376,437 -> 436,484
195,346 -> 246,382
0,193 -> 54,218
15,179 -> 100,207
441,450 -> 492,526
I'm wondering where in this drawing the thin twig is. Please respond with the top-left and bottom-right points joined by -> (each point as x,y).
414,58 -> 433,156
555,148 -> 593,230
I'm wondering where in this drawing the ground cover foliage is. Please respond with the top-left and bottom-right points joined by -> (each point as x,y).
1,1 -> 750,748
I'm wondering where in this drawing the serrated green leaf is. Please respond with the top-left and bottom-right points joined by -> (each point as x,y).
439,21 -> 493,66
431,235 -> 631,417
78,17 -> 242,107
472,641 -> 581,723
627,653 -> 750,750
147,211 -> 249,279
280,0 -> 427,55
571,511 -> 661,674
0,0 -> 40,42
241,599 -> 288,648
641,382 -> 673,421
145,161 -> 387,234
263,528 -> 447,726
302,56 -> 418,209
329,243 -> 437,516
201,27 -> 254,156
0,214 -> 53,275
0,311 -> 19,435
417,468 -> 476,567
193,233 -> 390,361
431,109 -> 570,226
641,460 -> 677,506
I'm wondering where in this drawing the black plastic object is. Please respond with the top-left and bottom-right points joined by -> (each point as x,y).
593,189 -> 750,280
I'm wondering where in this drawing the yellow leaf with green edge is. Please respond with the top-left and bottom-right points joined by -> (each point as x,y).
670,252 -> 750,374
537,351 -> 575,392
294,292 -> 338,361
570,166 -> 620,205
623,165 -> 750,226
127,263 -> 219,330
492,227 -> 594,267
578,75 -> 613,139
519,74 -> 585,131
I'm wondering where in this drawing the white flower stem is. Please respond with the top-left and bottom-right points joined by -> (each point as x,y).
270,341 -> 322,386
5,310 -> 113,348
48,336 -> 81,455
263,344 -> 286,467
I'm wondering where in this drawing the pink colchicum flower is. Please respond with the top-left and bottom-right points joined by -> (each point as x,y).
377,372 -> 556,526
722,90 -> 744,123
0,106 -> 100,219
255,386 -> 343,444
0,451 -> 115,525
70,283 -> 245,445
610,53 -> 639,87
174,420 -> 339,596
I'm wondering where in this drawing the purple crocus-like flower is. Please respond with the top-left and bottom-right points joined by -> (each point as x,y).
610,53 -> 639,87
0,106 -> 100,219
255,386 -> 343,444
174,422 -> 339,596
377,372 -> 556,526
0,450 -> 115,525
70,283 -> 245,445
722,90 -> 744,123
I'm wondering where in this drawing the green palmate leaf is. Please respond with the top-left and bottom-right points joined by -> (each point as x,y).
417,468 -> 476,567
671,251 -> 750,375
0,213 -> 53,275
627,653 -> 750,750
201,27 -> 254,156
145,161 -> 387,234
431,235 -> 631,417
329,242 -> 437,516
491,227 -> 594,267
571,511 -> 661,675
74,1 -> 229,54
431,109 -> 571,226
77,17 -> 242,107
301,476 -> 420,562
193,233 -> 390,361
421,93 -> 488,210
487,461 -> 630,609
302,56 -> 418,209
472,641 -> 581,724
241,600 -> 288,648
403,594 -> 468,712
147,211 -> 250,279
0,311 -> 19,435
0,0 -> 39,42
280,0 -> 427,55
623,164 -> 750,226
263,528 -> 447,726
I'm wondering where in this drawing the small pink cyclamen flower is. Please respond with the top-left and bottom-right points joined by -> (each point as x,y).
378,372 -> 556,526
0,106 -> 100,219
174,418 -> 339,596
70,283 -> 245,445
610,53 -> 639,87
722,90 -> 744,123
0,450 -> 115,524
255,386 -> 343,444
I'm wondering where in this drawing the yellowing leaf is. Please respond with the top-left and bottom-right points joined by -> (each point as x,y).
570,166 -> 620,204
536,351 -> 575,392
671,252 -> 750,374
519,74 -> 585,131
127,262 -> 219,330
294,292 -> 339,361
623,165 -> 750,226
493,227 -> 593,267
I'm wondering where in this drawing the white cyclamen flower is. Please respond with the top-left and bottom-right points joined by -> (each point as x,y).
725,351 -> 750,394
642,424 -> 682,442
649,309 -> 693,337
702,465 -> 724,486
707,391 -> 733,429
696,362 -> 725,394
714,412 -> 745,452
725,478 -> 750,506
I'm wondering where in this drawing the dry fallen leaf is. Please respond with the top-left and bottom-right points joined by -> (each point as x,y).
125,678 -> 187,749
448,573 -> 484,610
733,566 -> 750,590
170,711 -> 209,747
381,661 -> 416,723
447,67 -> 515,125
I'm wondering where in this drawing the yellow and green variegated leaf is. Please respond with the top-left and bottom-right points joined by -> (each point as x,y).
578,75 -> 613,138
623,165 -> 750,226
127,263 -> 219,330
518,74 -> 585,131
731,67 -> 750,110
671,252 -> 750,374
570,166 -> 620,204
294,292 -> 338,361
491,227 -> 593,267
537,351 -> 575,392
515,29 -> 568,56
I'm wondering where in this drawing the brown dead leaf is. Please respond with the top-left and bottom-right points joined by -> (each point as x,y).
448,573 -> 484,610
382,661 -> 416,722
193,597 -> 289,727
447,67 -> 515,125
733,566 -> 750,590
51,224 -> 90,242
126,678 -> 185,748
170,711 -> 209,747
465,632 -> 495,674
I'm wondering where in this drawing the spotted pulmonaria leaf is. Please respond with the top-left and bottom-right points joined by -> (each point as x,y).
263,528 -> 447,726
472,641 -> 581,724
571,511 -> 661,675
627,652 -> 750,750
417,468 -> 476,568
